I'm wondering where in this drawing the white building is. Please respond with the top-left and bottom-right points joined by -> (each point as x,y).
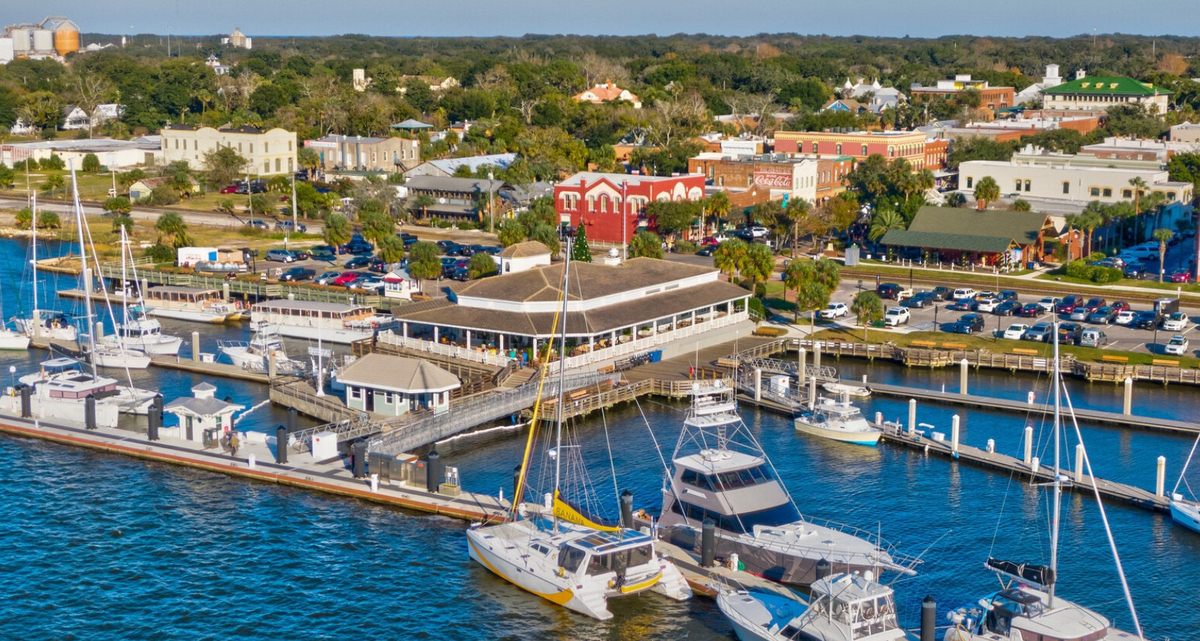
338,354 -> 460,417
493,241 -> 552,275
1014,64 -> 1064,105
162,124 -> 296,176
1041,71 -> 1171,114
405,153 -> 517,178
1170,122 -> 1200,144
840,77 -> 906,113
164,382 -> 244,443
383,269 -> 418,300
0,136 -> 161,169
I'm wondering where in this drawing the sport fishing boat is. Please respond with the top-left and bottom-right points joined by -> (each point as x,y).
944,324 -> 1146,641
658,380 -> 914,585
794,395 -> 882,446
1168,434 -> 1200,534
466,250 -> 692,620
219,322 -> 304,374
718,571 -> 906,641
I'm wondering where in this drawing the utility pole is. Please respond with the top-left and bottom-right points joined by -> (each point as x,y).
245,172 -> 253,227
488,170 -> 495,234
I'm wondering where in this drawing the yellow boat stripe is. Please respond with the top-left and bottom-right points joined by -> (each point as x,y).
468,538 -> 575,605
619,571 -> 662,594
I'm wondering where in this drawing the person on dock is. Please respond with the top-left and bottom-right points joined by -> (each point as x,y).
229,431 -> 239,457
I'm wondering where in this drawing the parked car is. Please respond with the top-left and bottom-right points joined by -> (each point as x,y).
1067,307 -> 1091,322
368,258 -> 393,273
749,226 -> 770,238
1023,322 -> 1054,342
1165,335 -> 1191,356
951,288 -> 977,300
350,274 -> 385,291
946,299 -> 974,311
344,255 -> 372,270
930,286 -> 953,301
1055,295 -> 1085,314
696,245 -> 716,257
279,267 -> 315,282
436,240 -> 460,255
1082,297 -> 1106,313
1057,322 -> 1084,346
248,219 -> 271,230
884,307 -> 910,327
1110,301 -> 1130,313
309,246 -> 337,262
877,283 -> 903,299
265,249 -> 296,263
220,185 -> 240,194
1162,312 -> 1189,332
1114,310 -> 1137,326
450,266 -> 471,281
820,302 -> 848,319
1035,297 -> 1061,313
1018,303 -> 1042,317
275,220 -> 308,233
315,270 -> 342,285
1003,323 -> 1031,340
1087,306 -> 1117,324
1134,310 -> 1161,330
399,232 -> 418,247
994,300 -> 1022,316
975,297 -> 1000,313
1079,328 -> 1108,348
333,271 -> 362,287
956,313 -> 986,332
902,293 -> 935,309
1170,269 -> 1193,283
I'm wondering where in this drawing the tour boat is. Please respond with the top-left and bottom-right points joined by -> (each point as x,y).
466,249 -> 692,620
718,571 -> 906,641
944,325 -> 1146,641
13,193 -> 77,343
793,396 -> 882,446
1169,434 -> 1200,535
249,299 -> 395,344
145,286 -> 243,323
658,380 -> 913,585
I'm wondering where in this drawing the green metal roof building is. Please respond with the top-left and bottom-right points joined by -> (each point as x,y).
1042,74 -> 1170,113
880,207 -> 1058,265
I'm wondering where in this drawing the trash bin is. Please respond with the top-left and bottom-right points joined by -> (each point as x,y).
648,350 -> 663,363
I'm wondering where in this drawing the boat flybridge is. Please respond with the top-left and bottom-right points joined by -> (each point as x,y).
658,380 -> 915,586
718,571 -> 906,641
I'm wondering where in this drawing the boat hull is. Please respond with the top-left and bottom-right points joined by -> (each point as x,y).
465,528 -> 601,619
149,308 -> 236,324
253,322 -> 373,344
793,419 -> 881,446
0,331 -> 31,350
102,335 -> 182,356
661,525 -> 878,586
1171,500 -> 1200,534
94,351 -> 151,370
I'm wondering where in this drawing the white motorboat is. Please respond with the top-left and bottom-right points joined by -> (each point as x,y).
466,249 -> 692,620
1169,434 -> 1200,535
944,324 -> 1146,641
0,328 -> 30,350
101,316 -> 182,355
90,343 -> 151,369
658,380 -> 914,585
794,396 -> 882,446
18,358 -> 154,417
249,299 -> 394,344
219,323 -> 305,374
718,571 -> 906,641
145,286 -> 243,323
821,381 -> 871,398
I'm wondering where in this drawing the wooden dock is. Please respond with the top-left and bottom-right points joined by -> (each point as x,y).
867,381 -> 1200,435
877,425 -> 1170,513
654,537 -> 801,599
147,354 -> 271,384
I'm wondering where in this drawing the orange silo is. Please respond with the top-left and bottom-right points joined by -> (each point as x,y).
41,17 -> 79,56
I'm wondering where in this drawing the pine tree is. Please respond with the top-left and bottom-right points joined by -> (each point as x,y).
572,226 -> 593,263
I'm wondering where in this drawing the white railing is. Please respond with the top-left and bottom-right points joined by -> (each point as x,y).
375,332 -> 516,367
559,311 -> 749,370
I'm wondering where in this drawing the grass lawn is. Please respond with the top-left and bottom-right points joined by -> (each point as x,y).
808,326 -> 1200,368
1033,271 -> 1200,294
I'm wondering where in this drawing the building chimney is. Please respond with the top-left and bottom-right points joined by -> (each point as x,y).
1075,69 -> 1086,80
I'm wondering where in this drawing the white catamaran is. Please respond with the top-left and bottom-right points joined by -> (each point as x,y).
13,192 -> 76,343
466,250 -> 691,620
99,227 -> 183,356
944,323 -> 1146,641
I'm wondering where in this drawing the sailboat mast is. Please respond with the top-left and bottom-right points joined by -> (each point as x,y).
1049,322 -> 1062,606
552,247 -> 572,533
120,226 -> 128,328
31,192 -> 38,324
71,167 -> 97,378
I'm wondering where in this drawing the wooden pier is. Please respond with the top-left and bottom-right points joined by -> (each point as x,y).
654,538 -> 800,599
878,425 -> 1170,513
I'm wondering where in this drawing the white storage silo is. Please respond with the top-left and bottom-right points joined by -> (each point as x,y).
31,29 -> 53,54
10,28 -> 31,54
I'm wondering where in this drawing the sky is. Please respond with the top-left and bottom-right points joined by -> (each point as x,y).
5,0 -> 1199,39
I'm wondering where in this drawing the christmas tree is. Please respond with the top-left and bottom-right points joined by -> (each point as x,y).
571,225 -> 593,262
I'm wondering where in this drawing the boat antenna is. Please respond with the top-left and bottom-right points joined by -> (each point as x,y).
1048,320 -> 1061,608
552,246 -> 572,534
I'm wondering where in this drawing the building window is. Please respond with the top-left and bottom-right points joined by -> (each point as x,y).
349,387 -> 362,400
1090,187 -> 1100,197
276,158 -> 281,172
811,142 -> 818,153
289,158 -> 294,173
289,140 -> 294,152
250,143 -> 254,154
1168,191 -> 1177,200
861,145 -> 868,156
836,144 -> 842,154
265,142 -> 269,153
264,160 -> 270,173
966,176 -> 973,189
1062,182 -> 1070,194
193,140 -> 198,150
1102,188 -> 1112,197
1024,180 -> 1030,192
1122,189 -> 1132,198
1015,179 -> 1022,192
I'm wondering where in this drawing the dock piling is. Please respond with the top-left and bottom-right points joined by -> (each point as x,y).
797,348 -> 806,385
620,489 -> 634,529
875,411 -> 883,426
191,331 -> 200,362
1074,443 -> 1085,482
352,441 -> 367,479
1023,426 -> 1033,465
700,519 -> 715,567
754,368 -> 762,402
426,449 -> 441,493
268,353 -> 278,379
222,282 -> 230,302
148,394 -> 162,441
959,358 -> 969,395
287,407 -> 297,434
1123,377 -> 1133,415
813,343 -> 822,372
94,321 -> 104,339
276,425 -> 288,464
84,394 -> 96,430
19,385 -> 30,419
921,596 -> 936,641
908,399 -> 916,435
950,415 -> 960,455
1027,391 -> 1035,404
986,439 -> 995,454
1030,456 -> 1040,475
1156,456 -> 1166,497
808,375 -> 817,409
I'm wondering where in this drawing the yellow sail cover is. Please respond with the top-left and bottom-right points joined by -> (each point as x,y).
552,491 -> 620,532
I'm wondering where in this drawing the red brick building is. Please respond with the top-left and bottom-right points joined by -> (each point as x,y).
773,130 -> 927,167
556,172 -> 707,244
923,139 -> 949,171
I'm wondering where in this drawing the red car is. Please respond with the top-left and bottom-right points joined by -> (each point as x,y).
1111,301 -> 1131,312
333,271 -> 362,287
1169,269 -> 1193,283
700,237 -> 719,246
1082,297 -> 1106,313
1018,303 -> 1042,317
220,185 -> 239,194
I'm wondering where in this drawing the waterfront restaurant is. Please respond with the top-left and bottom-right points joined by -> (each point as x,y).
384,258 -> 751,366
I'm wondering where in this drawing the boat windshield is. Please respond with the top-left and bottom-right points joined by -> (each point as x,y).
671,499 -> 801,534
680,463 -> 773,491
583,544 -> 653,576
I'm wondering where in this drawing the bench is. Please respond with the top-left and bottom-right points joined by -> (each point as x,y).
1152,359 -> 1180,367
597,365 -> 615,374
1101,355 -> 1129,364
941,342 -> 967,350
716,358 -> 740,369
1011,348 -> 1040,356
910,340 -> 938,348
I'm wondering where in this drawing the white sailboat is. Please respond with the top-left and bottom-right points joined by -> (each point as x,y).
466,249 -> 692,620
99,228 -> 182,356
944,323 -> 1146,641
1169,435 -> 1200,534
13,192 -> 76,343
718,571 -> 907,641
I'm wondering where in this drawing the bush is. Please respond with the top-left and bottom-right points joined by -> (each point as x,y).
675,240 -> 698,254
754,282 -> 768,298
753,326 -> 788,337
1064,259 -> 1123,283
148,184 -> 180,206
82,153 -> 101,173
144,244 -> 175,263
457,221 -> 478,231
40,155 -> 65,171
748,297 -> 766,321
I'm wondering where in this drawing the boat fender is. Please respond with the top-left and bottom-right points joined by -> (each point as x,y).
557,567 -> 567,578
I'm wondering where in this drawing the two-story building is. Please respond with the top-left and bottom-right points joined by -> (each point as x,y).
687,153 -> 852,205
910,74 -> 1015,112
404,175 -> 513,223
161,125 -> 296,176
1041,72 -> 1170,114
555,172 -> 706,244
304,134 -> 420,173
773,130 -> 927,167
573,81 -> 642,109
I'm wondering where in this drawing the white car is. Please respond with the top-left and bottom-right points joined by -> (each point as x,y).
1165,334 -> 1190,356
1036,297 -> 1061,313
1114,310 -> 1137,326
750,226 -> 770,238
883,307 -> 910,326
975,297 -> 1000,313
952,288 -> 977,300
1162,312 -> 1189,332
820,302 -> 848,319
1003,324 -> 1030,340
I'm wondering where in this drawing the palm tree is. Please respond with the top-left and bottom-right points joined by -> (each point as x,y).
713,238 -> 747,279
154,211 -> 187,245
739,243 -> 775,294
1129,176 -> 1148,216
1077,209 -> 1103,256
705,191 -> 732,231
783,198 -> 812,257
628,230 -> 664,259
1153,228 -> 1175,282
868,206 -> 906,242
323,213 -> 352,248
850,291 -> 883,341
1011,199 -> 1032,212
973,176 -> 1000,210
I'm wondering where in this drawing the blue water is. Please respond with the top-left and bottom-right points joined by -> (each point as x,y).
0,237 -> 1197,639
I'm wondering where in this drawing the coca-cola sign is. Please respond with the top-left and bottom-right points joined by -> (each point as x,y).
753,169 -> 792,189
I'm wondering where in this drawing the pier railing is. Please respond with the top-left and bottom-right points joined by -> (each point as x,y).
557,311 -> 750,371
375,332 -> 515,367
95,263 -> 389,308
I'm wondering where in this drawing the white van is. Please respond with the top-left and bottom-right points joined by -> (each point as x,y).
952,288 -> 977,300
